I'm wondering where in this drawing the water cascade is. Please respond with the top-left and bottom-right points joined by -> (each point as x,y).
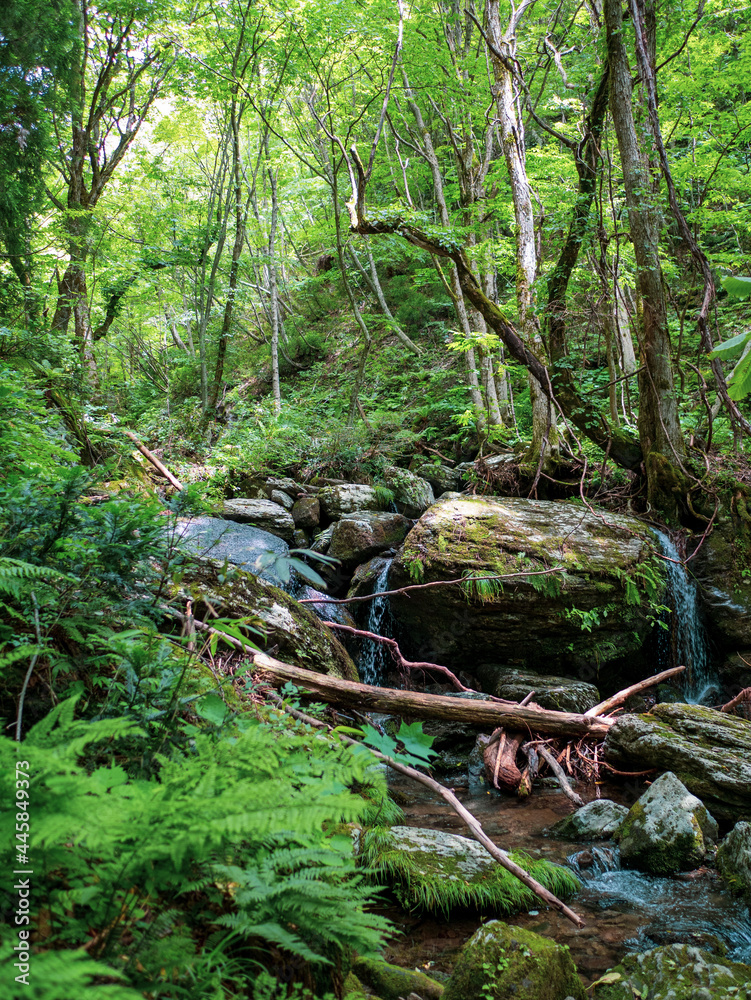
568,845 -> 751,962
654,530 -> 716,702
358,557 -> 394,686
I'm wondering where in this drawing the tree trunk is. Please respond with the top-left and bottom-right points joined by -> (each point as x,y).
485,0 -> 559,467
604,0 -> 686,511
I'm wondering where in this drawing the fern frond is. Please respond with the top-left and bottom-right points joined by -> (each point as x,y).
0,556 -> 75,597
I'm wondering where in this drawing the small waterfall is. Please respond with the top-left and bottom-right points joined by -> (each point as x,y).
358,558 -> 394,686
654,530 -> 716,702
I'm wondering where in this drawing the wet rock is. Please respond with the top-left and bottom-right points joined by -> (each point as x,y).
605,703 -> 751,823
591,943 -> 751,999
291,496 -> 321,529
175,558 -> 357,680
329,510 -> 411,567
297,585 -> 357,629
689,517 -> 751,651
383,465 -> 435,517
352,957 -> 444,1000
442,921 -> 586,1000
410,459 -> 463,494
615,771 -> 718,874
221,498 -> 295,542
389,497 -> 662,672
548,800 -> 628,841
475,666 -> 600,714
319,484 -> 382,519
717,821 -> 751,904
175,516 -> 290,586
347,555 -> 392,598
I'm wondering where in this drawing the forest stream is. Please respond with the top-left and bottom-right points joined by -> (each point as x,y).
381,773 -> 751,987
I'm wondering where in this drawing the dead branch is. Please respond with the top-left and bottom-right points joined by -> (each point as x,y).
322,621 -> 474,693
584,665 -> 686,717
267,693 -> 585,928
537,745 -> 584,808
122,429 -> 184,491
720,686 -> 751,714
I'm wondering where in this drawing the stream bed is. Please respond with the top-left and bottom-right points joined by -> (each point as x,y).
382,773 -> 751,985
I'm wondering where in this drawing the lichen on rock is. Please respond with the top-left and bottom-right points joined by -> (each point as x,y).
591,943 -> 751,999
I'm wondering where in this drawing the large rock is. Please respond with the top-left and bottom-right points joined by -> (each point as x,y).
389,497 -> 663,671
615,771 -> 718,874
410,459 -> 463,494
475,666 -> 600,713
548,800 -> 628,841
690,516 -> 751,650
175,558 -> 357,680
319,484 -> 382,519
347,554 -> 392,598
591,944 -> 751,1000
175,517 -> 290,586
328,510 -> 411,567
717,821 -> 751,904
442,921 -> 586,1000
291,496 -> 321,529
605,703 -> 751,823
221,498 -> 295,542
383,464 -> 434,517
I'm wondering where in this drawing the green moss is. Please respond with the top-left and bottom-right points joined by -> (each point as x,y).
443,922 -> 586,1000
358,827 -> 580,918
353,958 -> 443,1000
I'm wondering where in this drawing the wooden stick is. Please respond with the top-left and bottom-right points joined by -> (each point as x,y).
187,618 -> 612,737
537,745 -> 584,808
322,621 -> 472,693
268,694 -> 586,928
720,686 -> 751,714
122,429 -> 184,491
585,665 -> 686,717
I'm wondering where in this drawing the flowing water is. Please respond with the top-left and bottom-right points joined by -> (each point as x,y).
382,775 -> 751,985
654,530 -> 717,702
358,558 -> 394,686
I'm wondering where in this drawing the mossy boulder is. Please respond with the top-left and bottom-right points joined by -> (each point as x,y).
358,825 -> 579,917
475,666 -> 600,713
442,921 -> 586,1000
352,957 -> 443,1000
329,511 -> 411,567
615,771 -> 718,874
319,484 -> 383,519
410,459 -> 463,494
547,799 -> 628,841
591,943 -> 751,999
604,703 -> 751,823
383,464 -> 435,517
175,557 -> 357,679
717,821 -> 751,905
389,497 -> 663,672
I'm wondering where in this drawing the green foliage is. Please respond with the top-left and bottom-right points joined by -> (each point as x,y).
0,698 -> 391,999
359,719 -> 439,770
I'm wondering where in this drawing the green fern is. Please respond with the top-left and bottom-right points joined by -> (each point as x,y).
0,556 -> 73,597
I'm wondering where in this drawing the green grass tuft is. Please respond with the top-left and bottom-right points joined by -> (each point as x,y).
358,827 -> 580,918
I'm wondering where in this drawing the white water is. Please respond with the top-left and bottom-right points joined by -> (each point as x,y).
358,558 -> 393,686
654,530 -> 716,702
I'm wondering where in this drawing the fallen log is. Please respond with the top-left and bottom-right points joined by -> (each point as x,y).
122,429 -> 185,491
484,728 -> 524,791
187,617 -> 612,736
